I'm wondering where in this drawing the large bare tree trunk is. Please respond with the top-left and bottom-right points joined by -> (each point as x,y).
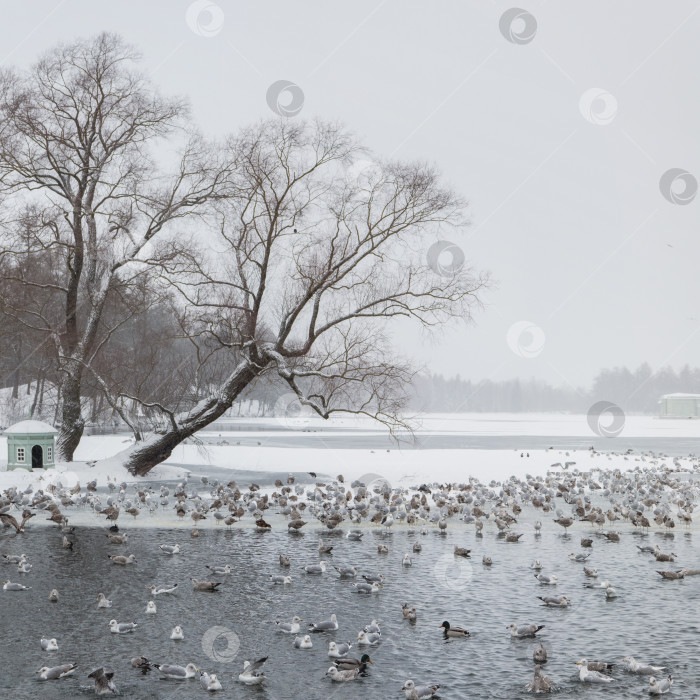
122,362 -> 259,476
56,374 -> 84,461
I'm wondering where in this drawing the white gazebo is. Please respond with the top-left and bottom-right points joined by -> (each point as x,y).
5,420 -> 58,471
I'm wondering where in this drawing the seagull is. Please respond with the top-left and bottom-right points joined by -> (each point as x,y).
2,581 -> 30,591
40,637 -> 59,651
155,663 -> 198,679
583,567 -> 598,577
48,589 -> 59,602
276,616 -> 303,634
334,564 -> 359,578
238,657 -> 267,685
328,641 -> 353,657
402,603 -> 417,621
622,657 -> 666,674
147,584 -> 178,595
527,665 -> 553,693
269,575 -> 293,584
649,676 -> 673,694
576,660 -> 614,683
145,601 -> 157,614
656,570 -> 685,580
533,644 -> 547,663
402,553 -> 412,566
198,670 -> 223,691
88,667 -> 117,695
584,580 -> 611,589
96,593 -> 112,608
353,581 -> 381,593
301,562 -> 327,574
357,630 -> 381,645
326,666 -> 359,682
279,555 -> 291,567
309,613 -> 338,632
381,513 -> 394,532
159,544 -> 181,555
530,560 -> 543,570
36,664 -> 77,680
535,573 -> 558,585
401,679 -> 440,699
439,621 -> 469,637
537,595 -> 571,607
130,657 -> 154,670
170,626 -> 184,640
294,635 -> 313,649
108,620 -> 137,634
568,553 -> 590,562
508,623 -> 544,638
205,565 -> 232,575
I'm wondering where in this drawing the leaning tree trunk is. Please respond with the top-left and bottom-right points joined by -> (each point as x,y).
56,373 -> 85,461
121,362 -> 261,476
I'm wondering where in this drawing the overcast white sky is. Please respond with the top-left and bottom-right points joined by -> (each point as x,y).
3,1 -> 699,389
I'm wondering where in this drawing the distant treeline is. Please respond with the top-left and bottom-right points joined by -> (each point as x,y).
409,364 -> 700,414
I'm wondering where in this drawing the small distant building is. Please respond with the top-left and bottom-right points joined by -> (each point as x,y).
658,393 -> 700,419
4,420 -> 58,471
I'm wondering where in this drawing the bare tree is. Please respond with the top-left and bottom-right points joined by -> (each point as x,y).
0,33 -> 231,459
118,120 -> 488,475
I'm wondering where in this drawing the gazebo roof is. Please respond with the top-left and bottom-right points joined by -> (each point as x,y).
5,420 -> 58,435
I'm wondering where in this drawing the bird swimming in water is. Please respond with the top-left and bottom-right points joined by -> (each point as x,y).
649,675 -> 673,694
576,660 -> 614,683
36,664 -> 77,680
401,679 -> 440,698
170,625 -> 184,640
439,621 -> 469,637
88,667 -> 117,695
527,664 -> 553,693
238,657 -> 267,684
326,666 -> 359,682
40,637 -> 58,651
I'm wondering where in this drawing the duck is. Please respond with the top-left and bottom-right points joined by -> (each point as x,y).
333,654 -> 373,673
438,621 -> 469,637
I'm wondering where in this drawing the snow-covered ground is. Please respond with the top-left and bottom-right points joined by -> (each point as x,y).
1,413 -> 697,496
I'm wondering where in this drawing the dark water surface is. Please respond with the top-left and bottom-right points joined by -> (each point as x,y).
1,515 -> 699,699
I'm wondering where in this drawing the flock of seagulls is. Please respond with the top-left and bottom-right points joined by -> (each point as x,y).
1,446 -> 698,695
